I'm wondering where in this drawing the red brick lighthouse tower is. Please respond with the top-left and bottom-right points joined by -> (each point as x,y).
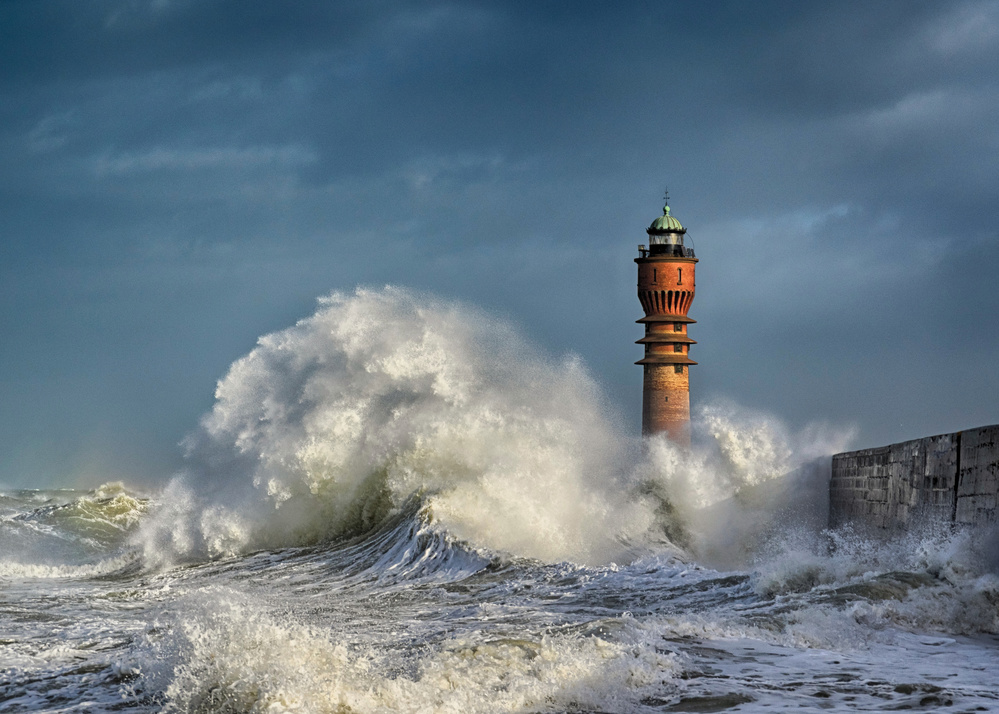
635,194 -> 697,446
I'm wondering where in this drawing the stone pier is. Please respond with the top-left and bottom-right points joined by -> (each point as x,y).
830,424 -> 999,529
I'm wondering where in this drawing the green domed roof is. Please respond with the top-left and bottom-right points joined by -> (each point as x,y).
648,205 -> 685,233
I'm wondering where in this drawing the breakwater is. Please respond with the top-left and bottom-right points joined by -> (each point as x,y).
830,424 -> 999,529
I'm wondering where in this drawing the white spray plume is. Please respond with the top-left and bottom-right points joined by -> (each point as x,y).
634,401 -> 857,566
133,287 -> 856,569
135,287 -> 651,565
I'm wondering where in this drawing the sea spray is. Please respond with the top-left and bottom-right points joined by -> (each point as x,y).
134,587 -> 683,714
0,482 -> 148,569
130,287 -> 861,569
635,402 -> 855,566
135,287 -> 652,566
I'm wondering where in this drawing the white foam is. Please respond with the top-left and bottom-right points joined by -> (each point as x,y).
0,552 -> 139,580
0,482 -> 148,578
128,287 -> 858,569
136,588 -> 682,714
136,287 -> 653,565
632,402 -> 855,566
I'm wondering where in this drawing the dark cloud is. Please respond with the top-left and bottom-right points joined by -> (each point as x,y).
1,1 -> 997,486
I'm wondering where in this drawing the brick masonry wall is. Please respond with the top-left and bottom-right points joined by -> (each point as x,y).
641,363 -> 690,444
830,424 -> 999,529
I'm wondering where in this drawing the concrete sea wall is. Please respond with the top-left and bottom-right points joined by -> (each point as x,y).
830,424 -> 999,529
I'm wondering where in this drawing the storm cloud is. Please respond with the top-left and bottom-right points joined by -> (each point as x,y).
2,1 -> 997,486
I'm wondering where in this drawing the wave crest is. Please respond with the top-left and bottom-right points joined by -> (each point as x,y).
136,287 -> 651,566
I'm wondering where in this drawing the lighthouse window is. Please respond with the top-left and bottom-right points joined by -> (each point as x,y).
653,268 -> 657,284
674,343 -> 683,353
678,268 -> 683,285
675,365 -> 684,374
674,322 -> 683,332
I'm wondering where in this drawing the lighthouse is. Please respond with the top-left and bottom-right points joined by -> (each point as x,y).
635,196 -> 697,446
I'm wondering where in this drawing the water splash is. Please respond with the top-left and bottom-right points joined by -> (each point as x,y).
634,402 -> 856,565
130,287 -> 858,570
135,287 -> 652,566
0,482 -> 147,572
133,588 -> 682,714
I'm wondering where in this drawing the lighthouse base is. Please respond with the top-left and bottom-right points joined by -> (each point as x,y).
641,364 -> 691,447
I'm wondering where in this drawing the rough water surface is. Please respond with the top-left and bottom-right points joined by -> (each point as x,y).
3,288 -> 998,712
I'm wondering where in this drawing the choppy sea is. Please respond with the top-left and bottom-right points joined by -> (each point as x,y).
3,288 -> 997,712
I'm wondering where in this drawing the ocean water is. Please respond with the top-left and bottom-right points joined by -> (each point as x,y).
3,287 -> 998,713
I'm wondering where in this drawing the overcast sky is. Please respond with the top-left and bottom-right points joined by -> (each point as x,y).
2,0 -> 997,488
